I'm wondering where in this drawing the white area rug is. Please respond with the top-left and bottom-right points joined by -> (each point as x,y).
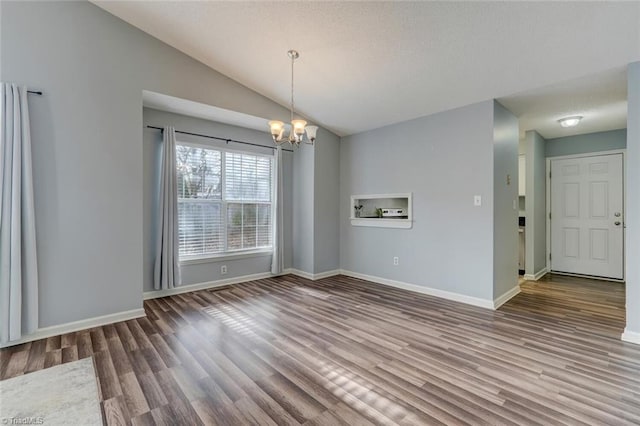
0,357 -> 102,425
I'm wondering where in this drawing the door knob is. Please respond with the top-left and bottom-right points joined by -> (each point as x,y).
615,221 -> 621,226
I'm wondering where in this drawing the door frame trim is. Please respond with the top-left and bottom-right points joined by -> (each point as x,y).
546,149 -> 627,279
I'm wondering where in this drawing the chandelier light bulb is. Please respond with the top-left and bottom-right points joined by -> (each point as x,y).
291,119 -> 307,135
269,120 -> 284,135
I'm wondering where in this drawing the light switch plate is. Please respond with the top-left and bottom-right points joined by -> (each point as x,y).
474,195 -> 482,206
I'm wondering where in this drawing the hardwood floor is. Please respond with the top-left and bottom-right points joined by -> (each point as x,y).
2,274 -> 639,425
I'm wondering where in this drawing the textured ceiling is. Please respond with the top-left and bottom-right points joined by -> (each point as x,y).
93,1 -> 640,136
499,67 -> 628,140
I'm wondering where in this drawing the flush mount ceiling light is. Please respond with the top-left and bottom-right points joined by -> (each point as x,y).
268,50 -> 318,146
558,116 -> 583,128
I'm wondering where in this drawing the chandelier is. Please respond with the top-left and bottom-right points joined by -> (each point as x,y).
268,50 -> 318,146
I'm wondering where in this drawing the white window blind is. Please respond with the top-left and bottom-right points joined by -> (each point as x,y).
225,152 -> 272,251
176,143 -> 273,259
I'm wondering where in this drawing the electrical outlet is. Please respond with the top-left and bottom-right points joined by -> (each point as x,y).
393,257 -> 399,266
474,195 -> 482,206
221,265 -> 227,275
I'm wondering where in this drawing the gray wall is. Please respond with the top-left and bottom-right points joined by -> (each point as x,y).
142,108 -> 293,292
292,142 -> 315,274
492,102 -> 519,298
0,1 -> 339,328
626,62 -> 640,336
546,129 -> 626,157
525,131 -> 547,275
340,101 -> 496,301
314,130 -> 341,274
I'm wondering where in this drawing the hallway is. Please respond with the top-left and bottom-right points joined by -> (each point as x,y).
510,274 -> 626,339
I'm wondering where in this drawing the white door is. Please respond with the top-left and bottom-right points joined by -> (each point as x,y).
550,153 -> 624,279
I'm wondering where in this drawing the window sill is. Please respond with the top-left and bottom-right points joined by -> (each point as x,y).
180,249 -> 273,265
350,218 -> 413,229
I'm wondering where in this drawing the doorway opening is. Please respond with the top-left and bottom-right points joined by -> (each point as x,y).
499,66 -> 628,314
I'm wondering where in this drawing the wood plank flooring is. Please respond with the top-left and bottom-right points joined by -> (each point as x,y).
2,273 -> 639,425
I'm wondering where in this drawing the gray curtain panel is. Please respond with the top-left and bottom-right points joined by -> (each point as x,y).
271,146 -> 284,274
0,83 -> 39,344
154,126 -> 180,290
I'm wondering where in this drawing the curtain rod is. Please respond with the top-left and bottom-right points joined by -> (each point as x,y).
27,90 -> 43,95
146,125 -> 293,153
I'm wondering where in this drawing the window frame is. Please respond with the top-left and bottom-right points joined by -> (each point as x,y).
175,140 -> 275,263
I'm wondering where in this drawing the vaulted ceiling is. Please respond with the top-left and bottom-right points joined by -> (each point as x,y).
94,1 -> 640,136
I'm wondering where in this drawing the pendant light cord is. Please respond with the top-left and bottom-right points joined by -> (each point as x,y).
290,54 -> 295,123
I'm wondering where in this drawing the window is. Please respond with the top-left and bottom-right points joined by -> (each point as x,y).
176,143 -> 273,260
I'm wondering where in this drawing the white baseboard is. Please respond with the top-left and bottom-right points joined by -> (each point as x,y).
313,269 -> 342,280
524,267 -> 548,281
0,308 -> 146,348
622,328 -> 640,345
287,268 -> 341,281
339,269 -> 495,310
144,271 -> 283,300
286,269 -> 314,280
493,285 -> 521,309
144,267 -> 341,300
143,267 -> 339,300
